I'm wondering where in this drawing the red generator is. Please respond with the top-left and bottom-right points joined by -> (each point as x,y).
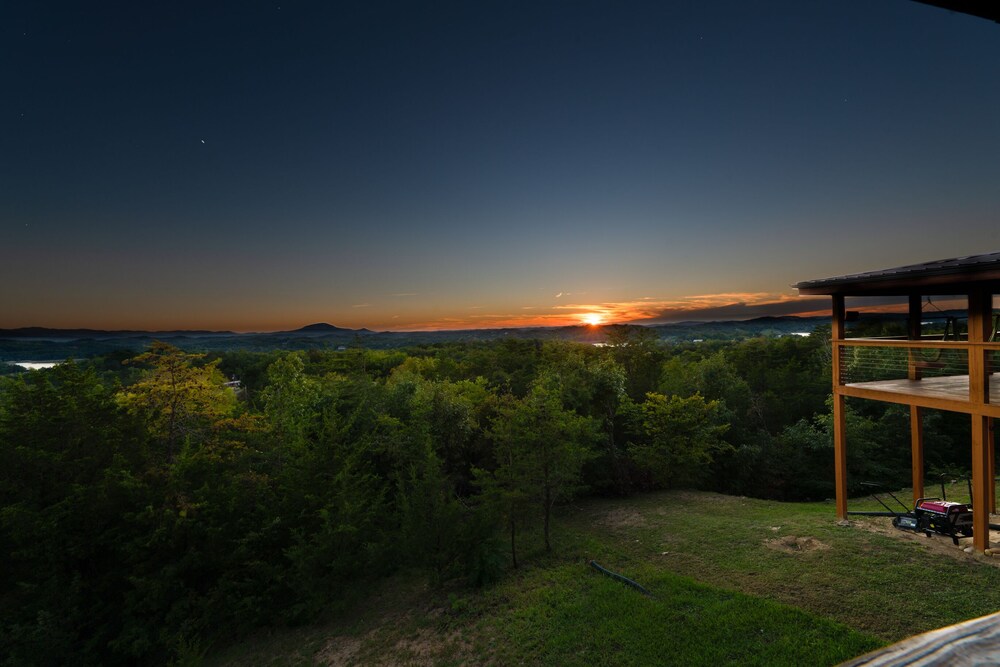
913,499 -> 974,544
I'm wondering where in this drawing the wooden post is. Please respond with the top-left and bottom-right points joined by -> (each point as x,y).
832,295 -> 848,519
989,294 -> 996,514
911,405 -> 924,504
834,394 -> 848,520
973,414 -> 991,551
970,291 -> 992,551
969,290 -> 990,404
908,294 -> 924,504
832,294 -> 845,379
908,294 -> 922,381
990,417 -> 997,515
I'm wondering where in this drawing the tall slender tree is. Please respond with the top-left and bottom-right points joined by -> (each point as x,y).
487,375 -> 598,558
117,342 -> 236,461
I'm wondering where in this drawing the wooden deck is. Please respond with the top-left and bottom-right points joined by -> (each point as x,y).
841,374 -> 1000,413
842,610 -> 1000,666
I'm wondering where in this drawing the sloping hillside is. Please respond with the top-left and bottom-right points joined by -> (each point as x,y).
209,489 -> 1000,665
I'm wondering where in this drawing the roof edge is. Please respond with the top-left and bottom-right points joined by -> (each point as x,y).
795,252 -> 1000,295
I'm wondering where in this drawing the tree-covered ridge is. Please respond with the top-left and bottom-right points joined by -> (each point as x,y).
0,332 -> 972,664
0,316 -> 827,362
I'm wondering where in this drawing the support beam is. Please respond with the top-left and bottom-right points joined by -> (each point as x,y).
969,291 -> 992,552
972,414 -> 991,552
834,393 -> 848,520
968,290 -> 990,404
908,294 -> 922,381
911,405 -> 924,504
991,417 -> 997,515
832,294 -> 845,386
832,295 -> 847,519
908,294 -> 924,505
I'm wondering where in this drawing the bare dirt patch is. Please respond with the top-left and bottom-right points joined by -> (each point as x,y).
387,627 -> 472,666
598,507 -> 648,529
314,625 -> 474,667
851,516 -> 1000,566
303,574 -> 480,667
765,535 -> 831,554
316,636 -> 362,666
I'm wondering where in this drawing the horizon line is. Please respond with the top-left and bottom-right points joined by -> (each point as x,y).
0,313 -> 833,336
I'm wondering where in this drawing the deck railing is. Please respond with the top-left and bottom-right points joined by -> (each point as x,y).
835,337 -> 1000,405
837,340 -> 968,384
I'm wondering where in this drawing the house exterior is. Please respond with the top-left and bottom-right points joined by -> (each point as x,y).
796,252 -> 1000,552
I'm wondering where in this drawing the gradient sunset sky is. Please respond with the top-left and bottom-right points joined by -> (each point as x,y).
4,1 -> 999,331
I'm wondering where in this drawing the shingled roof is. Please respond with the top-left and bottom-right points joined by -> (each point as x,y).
795,252 -> 1000,296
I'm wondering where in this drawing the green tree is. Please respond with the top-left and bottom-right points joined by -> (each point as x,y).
628,392 -> 730,489
487,375 -> 598,558
724,336 -> 827,434
117,342 -> 237,460
661,352 -> 751,417
396,444 -> 466,584
0,363 -> 143,664
548,352 -> 631,495
772,398 -> 927,499
390,362 -> 494,494
604,325 -> 663,399
261,352 -> 321,454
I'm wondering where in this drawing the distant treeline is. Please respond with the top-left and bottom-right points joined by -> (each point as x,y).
0,328 -> 972,664
0,316 -> 828,362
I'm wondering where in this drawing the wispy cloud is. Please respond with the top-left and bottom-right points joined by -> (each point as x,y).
351,303 -> 370,308
623,294 -> 945,323
400,312 -> 574,331
552,292 -> 830,324
628,295 -> 829,323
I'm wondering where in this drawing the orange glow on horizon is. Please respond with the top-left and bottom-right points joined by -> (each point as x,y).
397,292 -> 820,331
4,292 -> 838,333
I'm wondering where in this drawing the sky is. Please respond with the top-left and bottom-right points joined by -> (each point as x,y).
3,1 -> 999,332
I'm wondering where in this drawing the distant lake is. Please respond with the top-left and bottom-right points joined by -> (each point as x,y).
7,361 -> 61,370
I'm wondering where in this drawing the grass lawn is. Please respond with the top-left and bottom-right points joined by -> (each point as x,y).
208,488 -> 1000,666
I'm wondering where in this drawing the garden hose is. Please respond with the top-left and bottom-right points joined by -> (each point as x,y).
588,560 -> 654,598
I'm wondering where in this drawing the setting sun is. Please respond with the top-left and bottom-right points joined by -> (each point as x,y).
581,313 -> 605,326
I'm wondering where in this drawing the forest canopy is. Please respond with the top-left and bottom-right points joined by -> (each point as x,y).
0,332 -> 972,664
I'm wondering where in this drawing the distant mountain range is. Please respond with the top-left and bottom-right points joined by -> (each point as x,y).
0,327 -> 236,339
288,323 -> 373,334
0,323 -> 360,339
0,316 -> 829,362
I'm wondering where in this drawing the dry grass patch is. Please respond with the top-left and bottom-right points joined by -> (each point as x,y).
765,535 -> 831,554
596,507 -> 648,529
315,636 -> 362,666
